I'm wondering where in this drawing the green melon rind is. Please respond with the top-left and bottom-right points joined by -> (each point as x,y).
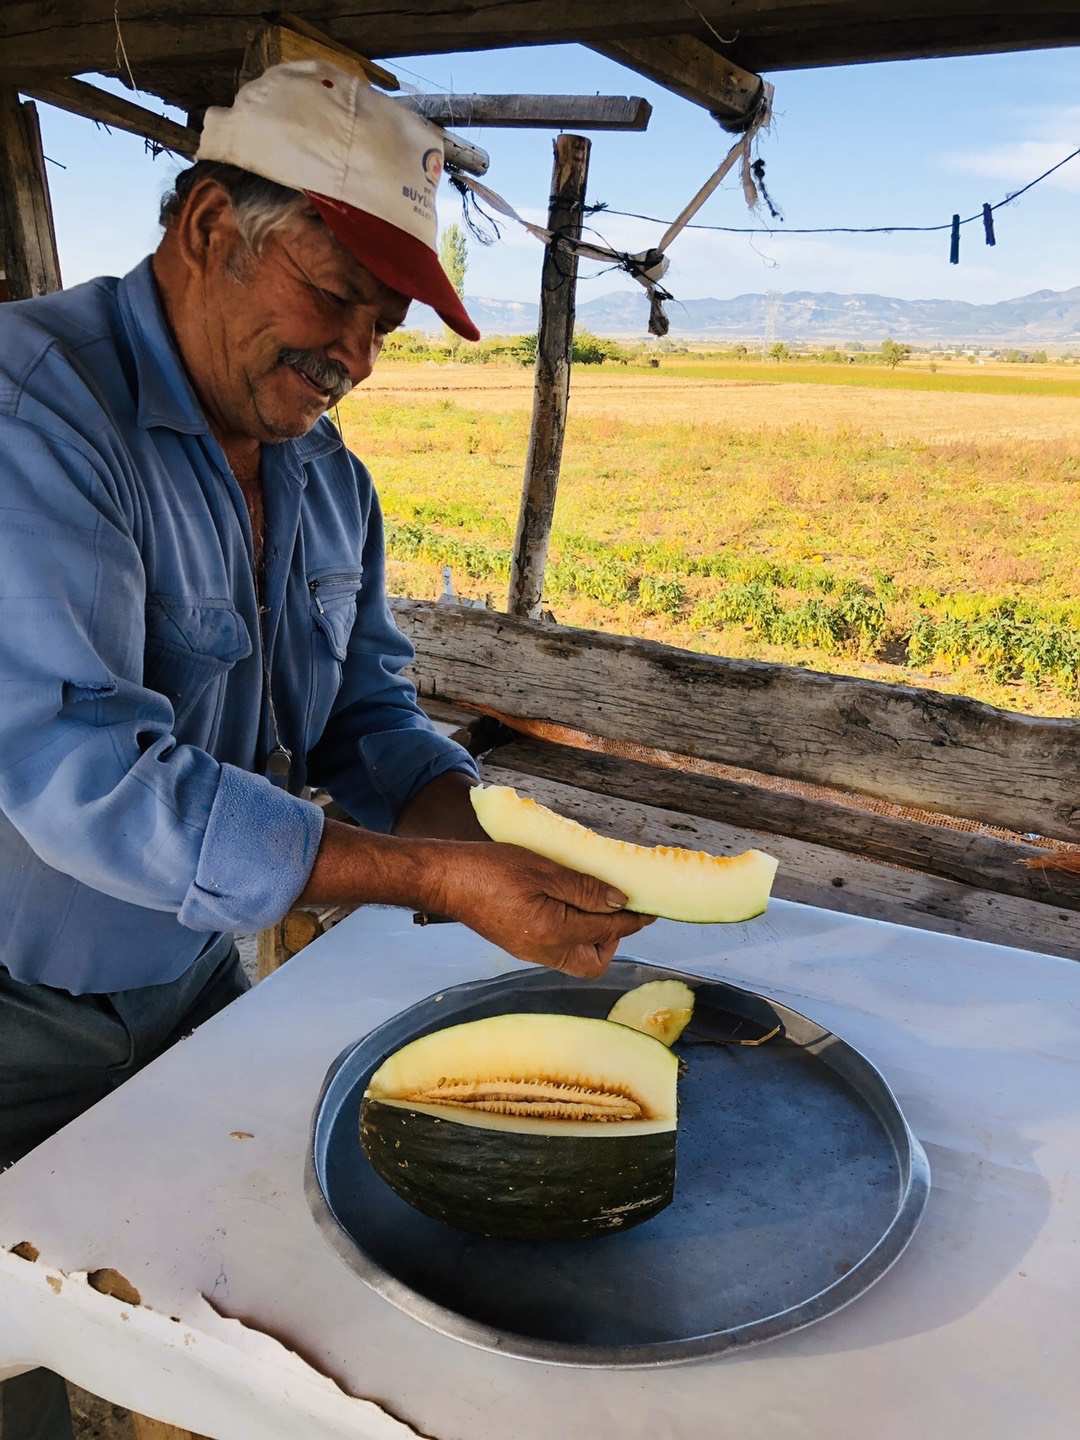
360,1098 -> 676,1241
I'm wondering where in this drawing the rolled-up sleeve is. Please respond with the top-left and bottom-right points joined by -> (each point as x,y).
307,483 -> 478,832
0,418 -> 323,934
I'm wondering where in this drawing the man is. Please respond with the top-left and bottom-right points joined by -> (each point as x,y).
0,62 -> 651,1436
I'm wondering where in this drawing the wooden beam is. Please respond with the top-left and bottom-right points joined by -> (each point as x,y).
482,764 -> 1080,962
507,134 -> 591,619
3,3 -> 1080,95
241,22 -> 489,176
590,37 -> 763,130
238,20 -> 398,91
0,90 -> 61,299
720,10 -> 1080,74
438,132 -> 490,178
490,737 -> 1080,912
399,93 -> 652,131
277,10 -> 399,88
21,77 -> 198,154
392,599 -> 1080,843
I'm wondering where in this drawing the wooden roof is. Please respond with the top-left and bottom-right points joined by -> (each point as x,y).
3,2 -> 1078,118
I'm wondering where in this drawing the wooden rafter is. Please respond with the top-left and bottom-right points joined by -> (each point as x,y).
590,37 -> 763,129
2,4 -> 1079,117
238,18 -> 399,90
21,77 -> 199,154
399,94 -> 652,131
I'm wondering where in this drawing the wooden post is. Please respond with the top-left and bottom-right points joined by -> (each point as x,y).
507,133 -> 591,619
256,908 -> 325,979
0,88 -> 61,299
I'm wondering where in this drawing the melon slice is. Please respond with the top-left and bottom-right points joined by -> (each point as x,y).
361,1013 -> 678,1239
608,979 -> 696,1047
470,784 -> 778,923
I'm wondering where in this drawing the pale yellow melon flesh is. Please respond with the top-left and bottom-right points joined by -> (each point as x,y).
608,980 -> 696,1047
470,784 -> 778,923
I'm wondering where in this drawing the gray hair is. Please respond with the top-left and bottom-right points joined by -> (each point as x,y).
159,161 -> 309,254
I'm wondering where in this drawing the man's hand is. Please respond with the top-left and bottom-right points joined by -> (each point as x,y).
430,841 -> 655,978
300,819 -> 654,979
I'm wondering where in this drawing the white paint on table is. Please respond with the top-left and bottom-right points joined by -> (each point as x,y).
0,900 -> 1077,1439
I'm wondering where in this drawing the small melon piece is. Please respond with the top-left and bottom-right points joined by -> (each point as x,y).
361,1013 -> 678,1240
608,979 -> 695,1047
470,784 -> 778,923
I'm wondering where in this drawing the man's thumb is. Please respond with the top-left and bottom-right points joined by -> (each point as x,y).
554,864 -> 627,914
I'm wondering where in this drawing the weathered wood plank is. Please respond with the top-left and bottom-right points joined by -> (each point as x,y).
721,9 -> 1080,74
490,737 -> 1080,911
0,91 -> 61,300
399,93 -> 652,131
21,77 -> 199,154
4,1 -> 1079,91
276,11 -> 399,88
394,600 -> 1080,843
481,764 -> 1080,962
590,37 -> 763,128
238,21 -> 398,90
507,134 -> 591,620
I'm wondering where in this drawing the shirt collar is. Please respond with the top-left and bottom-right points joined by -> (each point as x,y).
118,257 -> 208,435
117,257 -> 345,464
294,418 -> 344,463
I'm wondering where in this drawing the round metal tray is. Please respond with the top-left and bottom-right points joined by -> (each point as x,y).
306,958 -> 930,1367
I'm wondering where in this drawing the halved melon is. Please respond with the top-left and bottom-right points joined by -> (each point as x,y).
360,1013 -> 677,1240
470,784 -> 778,923
608,979 -> 695,1047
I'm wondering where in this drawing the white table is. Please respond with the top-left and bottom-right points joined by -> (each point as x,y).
1,901 -> 1077,1439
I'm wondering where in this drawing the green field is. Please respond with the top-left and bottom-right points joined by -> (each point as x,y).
622,359 -> 1080,399
341,359 -> 1080,717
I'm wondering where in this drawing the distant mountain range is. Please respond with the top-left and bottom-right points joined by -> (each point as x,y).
408,284 -> 1080,345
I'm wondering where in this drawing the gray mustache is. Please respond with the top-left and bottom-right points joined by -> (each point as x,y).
279,347 -> 352,403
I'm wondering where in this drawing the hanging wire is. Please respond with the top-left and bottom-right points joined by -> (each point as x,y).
682,0 -> 740,48
113,1 -> 139,92
579,143 -> 1080,238
391,62 -> 453,93
449,173 -> 503,244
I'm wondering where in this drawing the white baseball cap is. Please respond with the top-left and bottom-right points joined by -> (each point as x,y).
197,59 -> 479,340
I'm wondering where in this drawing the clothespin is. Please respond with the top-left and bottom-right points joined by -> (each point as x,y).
949,213 -> 961,265
982,203 -> 996,247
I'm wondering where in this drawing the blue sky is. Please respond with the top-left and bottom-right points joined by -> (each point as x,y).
30,43 -> 1079,308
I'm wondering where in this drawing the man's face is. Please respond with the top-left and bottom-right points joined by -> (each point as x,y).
204,206 -> 410,443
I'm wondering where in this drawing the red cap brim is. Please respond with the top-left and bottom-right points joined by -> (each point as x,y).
306,191 -> 480,341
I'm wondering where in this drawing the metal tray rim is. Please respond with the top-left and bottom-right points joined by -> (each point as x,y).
305,959 -> 930,1368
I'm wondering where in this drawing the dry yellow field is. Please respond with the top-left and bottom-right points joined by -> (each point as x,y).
342,359 -> 1080,717
360,362 -> 1080,444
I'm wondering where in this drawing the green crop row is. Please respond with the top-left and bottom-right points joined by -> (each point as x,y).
385,520 -> 1080,697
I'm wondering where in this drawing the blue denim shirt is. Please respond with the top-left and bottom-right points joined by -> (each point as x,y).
0,258 -> 477,994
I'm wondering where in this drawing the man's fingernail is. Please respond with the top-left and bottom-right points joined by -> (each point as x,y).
604,889 -> 626,909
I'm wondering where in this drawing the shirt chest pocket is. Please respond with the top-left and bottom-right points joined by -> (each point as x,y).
143,596 -> 252,729
305,568 -> 362,748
